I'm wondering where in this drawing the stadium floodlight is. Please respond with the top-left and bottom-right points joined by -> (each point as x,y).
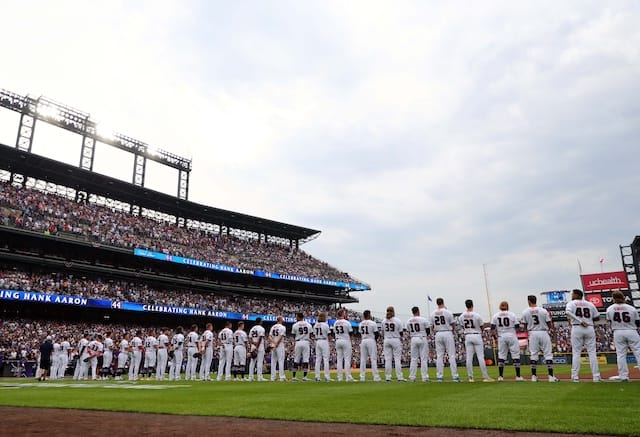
35,101 -> 61,121
95,122 -> 118,143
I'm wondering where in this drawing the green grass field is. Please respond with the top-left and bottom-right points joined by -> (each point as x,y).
0,364 -> 638,436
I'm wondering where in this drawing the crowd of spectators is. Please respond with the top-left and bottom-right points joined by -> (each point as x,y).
0,268 -> 364,322
0,182 -> 359,284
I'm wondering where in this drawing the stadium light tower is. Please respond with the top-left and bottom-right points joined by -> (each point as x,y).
0,87 -> 192,200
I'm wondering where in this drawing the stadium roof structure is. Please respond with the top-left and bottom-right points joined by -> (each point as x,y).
0,143 -> 321,243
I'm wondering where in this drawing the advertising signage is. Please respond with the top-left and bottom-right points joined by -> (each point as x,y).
580,271 -> 629,292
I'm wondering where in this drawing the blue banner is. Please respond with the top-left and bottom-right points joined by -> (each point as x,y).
0,289 -> 112,308
133,248 -> 370,291
0,289 -> 358,327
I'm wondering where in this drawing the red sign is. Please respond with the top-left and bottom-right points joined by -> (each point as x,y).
586,294 -> 603,307
585,291 -> 632,309
580,271 -> 629,292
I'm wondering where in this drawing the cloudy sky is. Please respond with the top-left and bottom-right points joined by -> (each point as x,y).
1,1 -> 639,320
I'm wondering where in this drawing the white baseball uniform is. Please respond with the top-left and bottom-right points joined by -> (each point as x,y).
169,332 -> 184,381
312,321 -> 331,381
185,331 -> 199,381
59,340 -> 71,379
358,319 -> 380,381
217,327 -> 234,381
156,333 -> 169,380
565,299 -> 600,380
269,323 -> 287,381
87,339 -> 104,380
522,306 -> 553,361
407,315 -> 430,382
233,329 -> 248,377
143,335 -> 158,377
73,337 -> 89,380
292,320 -> 313,366
606,302 -> 640,380
102,337 -> 114,378
431,308 -> 459,380
116,338 -> 129,380
333,318 -> 354,381
458,311 -> 490,381
248,324 -> 266,381
199,329 -> 214,381
491,310 -> 520,360
128,335 -> 143,381
50,341 -> 62,380
382,316 -> 404,381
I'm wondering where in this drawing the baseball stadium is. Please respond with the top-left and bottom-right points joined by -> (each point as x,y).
1,88 -> 640,437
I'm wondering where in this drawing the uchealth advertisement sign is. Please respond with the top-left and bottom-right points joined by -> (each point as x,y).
585,290 -> 633,310
580,271 -> 629,292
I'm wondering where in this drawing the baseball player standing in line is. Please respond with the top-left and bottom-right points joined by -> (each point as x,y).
50,337 -> 62,380
269,316 -> 287,381
128,330 -> 144,381
143,330 -> 158,380
59,335 -> 71,379
199,323 -> 214,381
333,309 -> 355,382
115,332 -> 130,380
232,321 -> 248,380
169,326 -> 185,381
248,318 -> 266,381
407,306 -> 431,382
358,310 -> 381,382
156,327 -> 170,381
87,334 -> 104,380
565,289 -> 601,382
78,333 -> 92,380
291,312 -> 313,381
459,300 -> 493,382
382,306 -> 405,382
101,332 -> 114,380
185,324 -> 200,381
312,312 -> 332,382
73,332 -> 90,380
431,298 -> 460,382
217,321 -> 234,381
522,295 -> 558,382
606,290 -> 640,382
491,301 -> 523,382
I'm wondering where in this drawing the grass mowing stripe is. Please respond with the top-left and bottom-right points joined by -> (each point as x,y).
0,378 -> 638,435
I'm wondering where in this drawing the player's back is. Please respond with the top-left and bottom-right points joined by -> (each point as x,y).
382,317 -> 402,338
492,311 -> 517,335
522,306 -> 549,331
459,311 -> 483,335
566,299 -> 597,325
607,303 -> 638,330
333,319 -> 351,341
249,325 -> 265,343
233,329 -> 247,345
406,316 -> 429,337
312,322 -> 330,340
359,319 -> 377,340
432,309 -> 454,332
172,333 -> 184,350
293,321 -> 312,341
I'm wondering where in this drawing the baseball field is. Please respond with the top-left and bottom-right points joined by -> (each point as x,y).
0,364 -> 637,436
